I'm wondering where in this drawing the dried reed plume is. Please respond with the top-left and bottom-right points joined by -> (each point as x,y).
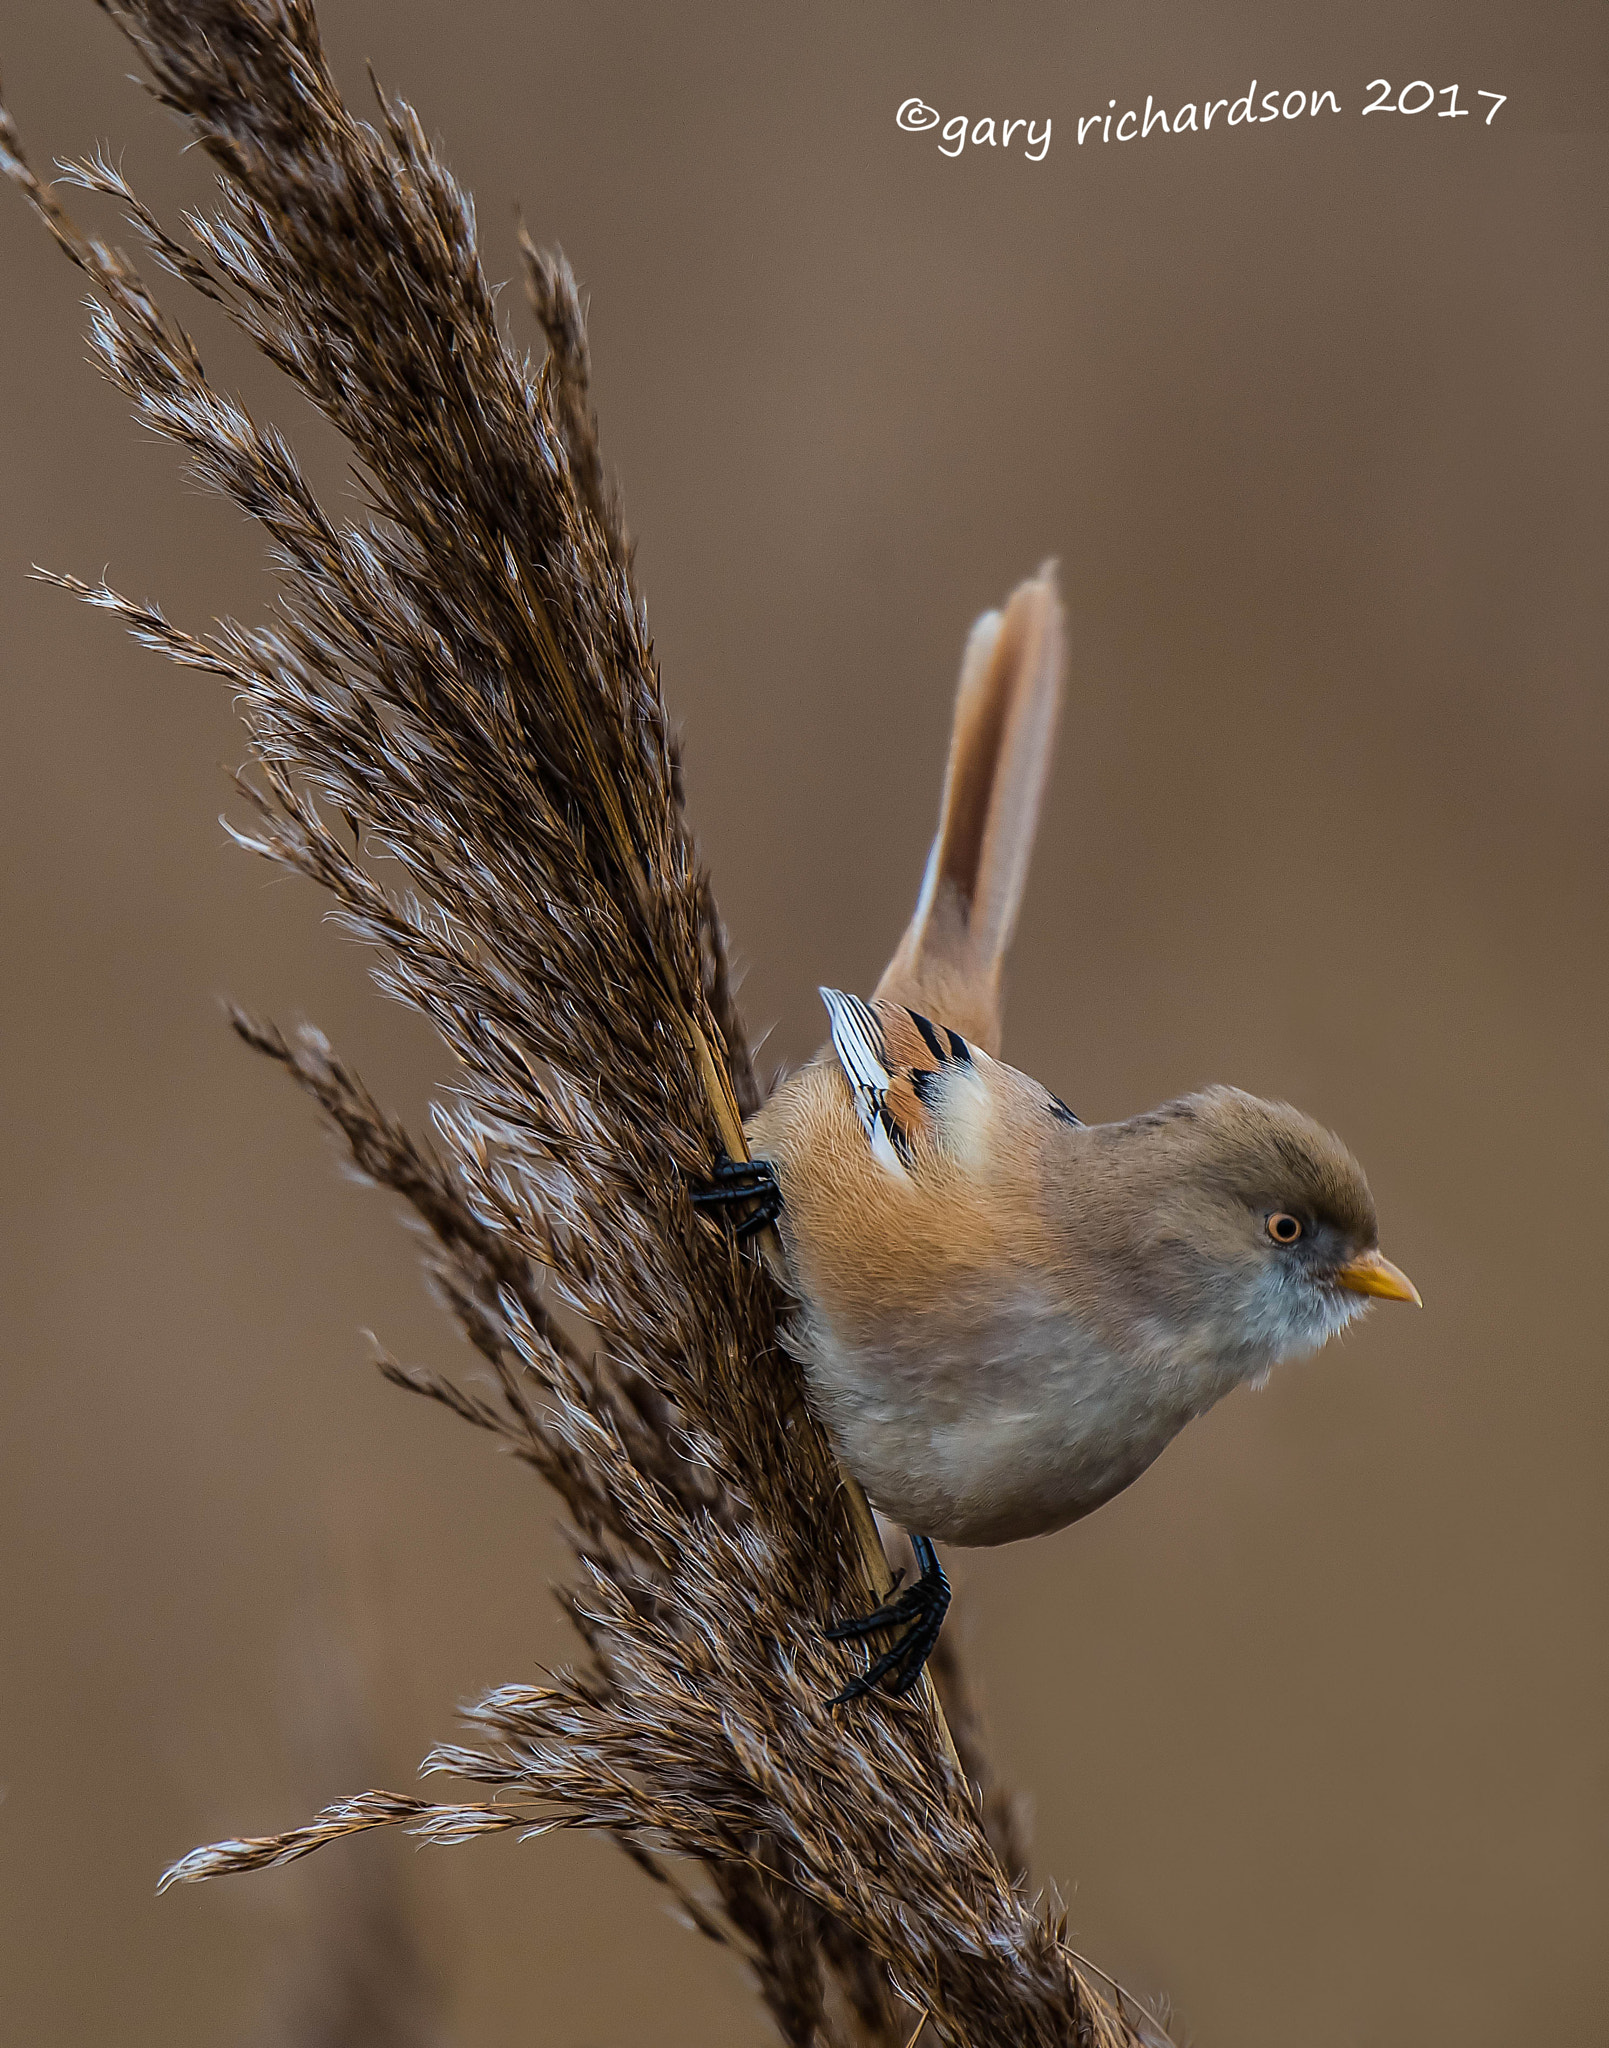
2,6 -> 1176,2042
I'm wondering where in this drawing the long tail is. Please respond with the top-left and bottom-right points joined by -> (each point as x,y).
875,563 -> 1064,1056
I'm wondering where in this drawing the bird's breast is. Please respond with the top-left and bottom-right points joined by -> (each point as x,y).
797,1280 -> 1210,1548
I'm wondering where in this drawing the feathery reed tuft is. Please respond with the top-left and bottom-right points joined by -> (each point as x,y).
2,6 -> 1173,2042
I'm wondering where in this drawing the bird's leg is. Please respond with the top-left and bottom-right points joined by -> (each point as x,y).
688,1152 -> 783,1240
826,1533 -> 951,1705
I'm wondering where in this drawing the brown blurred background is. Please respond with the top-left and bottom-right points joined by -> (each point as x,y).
2,3 -> 1605,2043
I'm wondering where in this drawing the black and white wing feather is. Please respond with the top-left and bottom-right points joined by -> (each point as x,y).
819,987 -> 987,1177
821,988 -> 909,1175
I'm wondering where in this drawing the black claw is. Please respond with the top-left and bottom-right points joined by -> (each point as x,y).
822,1574 -> 924,1641
730,1189 -> 781,1240
689,1153 -> 783,1240
826,1534 -> 950,1706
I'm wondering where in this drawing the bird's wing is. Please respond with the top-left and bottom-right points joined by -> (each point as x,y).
820,988 -> 978,1177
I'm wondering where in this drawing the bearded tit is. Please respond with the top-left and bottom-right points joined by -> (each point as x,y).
696,565 -> 1419,1702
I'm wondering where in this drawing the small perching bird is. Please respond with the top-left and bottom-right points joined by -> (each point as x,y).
698,565 -> 1419,1702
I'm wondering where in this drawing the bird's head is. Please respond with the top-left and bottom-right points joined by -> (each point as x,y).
1103,1084 -> 1421,1376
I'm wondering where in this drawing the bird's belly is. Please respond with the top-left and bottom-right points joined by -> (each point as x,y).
800,1293 -> 1211,1548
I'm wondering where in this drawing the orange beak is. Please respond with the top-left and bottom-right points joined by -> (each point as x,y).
1332,1248 -> 1422,1306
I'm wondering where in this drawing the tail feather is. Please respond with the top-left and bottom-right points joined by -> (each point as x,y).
875,564 -> 1064,1056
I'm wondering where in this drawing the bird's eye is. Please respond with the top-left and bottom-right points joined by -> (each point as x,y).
1266,1212 -> 1304,1245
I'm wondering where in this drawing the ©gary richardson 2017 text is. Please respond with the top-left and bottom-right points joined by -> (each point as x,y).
896,80 -> 1509,160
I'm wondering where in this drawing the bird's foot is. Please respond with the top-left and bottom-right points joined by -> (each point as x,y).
688,1152 -> 782,1241
825,1533 -> 951,1704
